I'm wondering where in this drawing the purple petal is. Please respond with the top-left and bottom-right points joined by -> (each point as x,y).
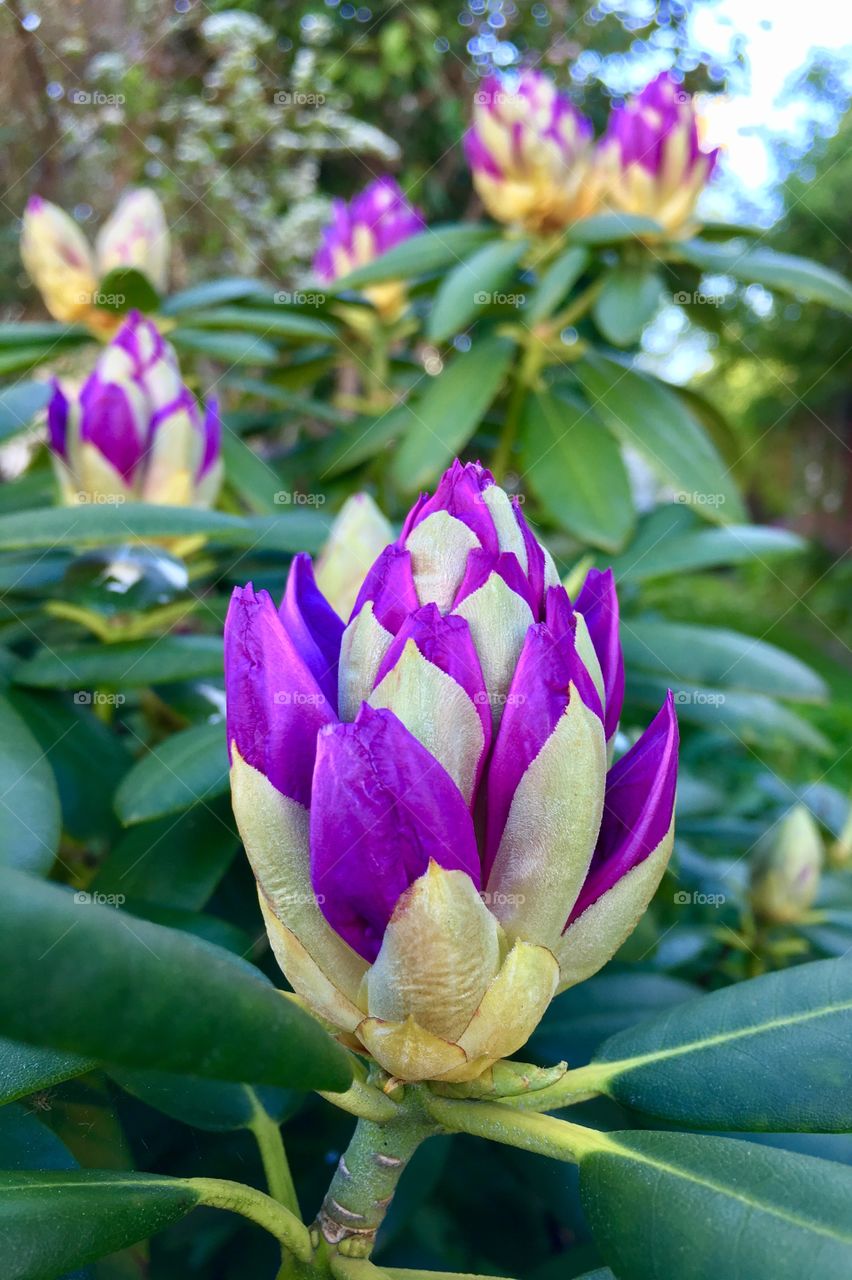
79,377 -> 145,483
350,544 -> 419,632
279,554 -> 344,712
46,380 -> 69,459
310,704 -> 481,961
567,692 -> 678,924
401,459 -> 499,557
197,397 -> 221,479
224,584 -> 336,805
514,501 -> 547,618
454,548 -> 536,615
484,609 -> 602,878
573,568 -> 624,740
312,179 -> 425,284
374,602 -> 491,759
464,127 -> 503,179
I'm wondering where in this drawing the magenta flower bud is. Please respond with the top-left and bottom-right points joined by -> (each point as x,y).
47,311 -> 222,508
598,71 -> 719,234
464,70 -> 599,233
225,461 -> 678,1082
313,177 -> 425,320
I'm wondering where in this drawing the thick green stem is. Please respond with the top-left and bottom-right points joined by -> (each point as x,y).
491,372 -> 529,482
186,1176 -> 312,1261
316,1103 -> 436,1257
318,1077 -> 400,1123
422,1094 -> 614,1164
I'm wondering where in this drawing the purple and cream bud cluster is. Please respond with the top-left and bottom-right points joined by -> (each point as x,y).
225,461 -> 678,1083
465,68 -> 718,235
313,177 -> 425,321
48,311 -> 222,509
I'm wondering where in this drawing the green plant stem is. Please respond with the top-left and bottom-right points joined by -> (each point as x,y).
318,1076 -> 401,1123
548,276 -> 605,333
491,371 -> 529,481
422,1093 -> 614,1164
249,1100 -> 299,1215
186,1176 -> 312,1262
486,1061 -> 608,1113
315,1101 -> 437,1257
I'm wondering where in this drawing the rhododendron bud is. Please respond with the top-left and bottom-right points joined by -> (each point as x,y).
313,177 -> 425,321
48,311 -> 222,508
314,493 -> 394,620
464,71 -> 599,233
95,188 -> 170,292
20,196 -> 101,327
598,72 -> 719,235
225,461 -> 678,1083
750,805 -> 823,925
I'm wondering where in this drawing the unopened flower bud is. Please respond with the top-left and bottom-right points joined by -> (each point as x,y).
314,493 -> 395,620
750,804 -> 823,924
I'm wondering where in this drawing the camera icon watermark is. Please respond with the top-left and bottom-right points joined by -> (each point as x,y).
274,491 -> 327,506
673,690 -> 726,707
74,492 -> 126,505
273,290 -> 326,307
273,89 -> 326,106
74,890 -> 126,907
673,890 -> 725,907
273,690 -> 327,706
74,691 -> 126,707
474,290 -> 526,307
671,289 -> 723,308
69,89 -> 126,106
480,890 -> 526,906
674,491 -> 726,509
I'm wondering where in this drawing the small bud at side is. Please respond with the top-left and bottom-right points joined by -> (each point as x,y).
750,805 -> 824,925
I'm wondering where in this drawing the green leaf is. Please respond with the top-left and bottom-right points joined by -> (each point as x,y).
610,513 -> 806,580
628,672 -> 830,752
92,801 -> 238,910
520,390 -> 634,552
221,427 -> 283,514
391,336 -> 515,491
95,267 -> 161,314
0,869 -> 352,1092
0,503 -> 327,553
623,620 -> 827,701
0,1037 -> 93,1106
582,1131 -> 852,1280
0,1168 -> 310,1279
109,1067 -> 295,1132
322,404 -> 412,477
526,246 -> 589,323
566,214 -> 663,244
588,958 -> 852,1130
0,695 -> 60,875
332,224 -> 495,289
0,347 -> 57,377
0,323 -> 90,349
0,1104 -> 78,1172
115,722 -> 227,825
161,277 -> 267,315
14,635 -> 223,690
575,355 -> 745,521
593,265 -> 663,346
180,306 -> 335,341
426,239 -> 529,342
680,239 -> 852,313
0,383 -> 53,443
169,329 -> 280,365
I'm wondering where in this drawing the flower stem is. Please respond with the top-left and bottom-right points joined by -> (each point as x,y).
249,1097 -> 300,1216
422,1093 -> 615,1164
316,1100 -> 437,1257
318,1076 -> 401,1123
186,1176 -> 312,1261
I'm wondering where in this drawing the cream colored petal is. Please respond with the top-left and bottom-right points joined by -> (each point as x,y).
230,749 -> 368,1003
74,443 -> 133,504
366,862 -> 501,1041
314,493 -> 394,621
357,1015 -> 467,1082
453,574 -> 534,729
369,638 -> 485,804
542,545 -> 561,590
482,484 -> 527,572
338,602 -> 393,722
193,457 -> 224,509
406,511 -> 481,613
553,822 -> 674,993
486,688 -> 606,948
141,408 -> 202,503
457,941 -> 558,1061
260,897 -> 365,1032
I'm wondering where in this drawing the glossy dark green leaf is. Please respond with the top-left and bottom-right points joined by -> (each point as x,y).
109,1067 -> 296,1132
0,382 -> 53,442
391,336 -> 515,490
0,1038 -> 93,1106
526,246 -> 589,323
679,239 -> 852,313
575,355 -> 745,521
427,238 -> 528,342
180,306 -> 334,341
0,869 -> 352,1091
95,268 -> 160,314
322,404 -> 412,477
0,695 -> 60,874
332,224 -> 495,289
0,503 -> 327,554
0,1169 -> 202,1280
14,636 -> 223,690
92,801 -> 238,910
0,347 -> 55,376
161,277 -> 266,315
115,722 -> 228,825
566,214 -> 663,244
169,329 -> 279,365
0,323 -> 90,349
520,391 -> 634,551
0,1105 -> 78,1171
581,1131 -> 852,1280
610,517 -> 806,580
593,265 -> 663,346
221,428 -> 285,514
591,958 -> 852,1130
623,620 -> 827,701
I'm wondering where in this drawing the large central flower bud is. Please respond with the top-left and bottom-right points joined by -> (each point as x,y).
225,462 -> 677,1082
